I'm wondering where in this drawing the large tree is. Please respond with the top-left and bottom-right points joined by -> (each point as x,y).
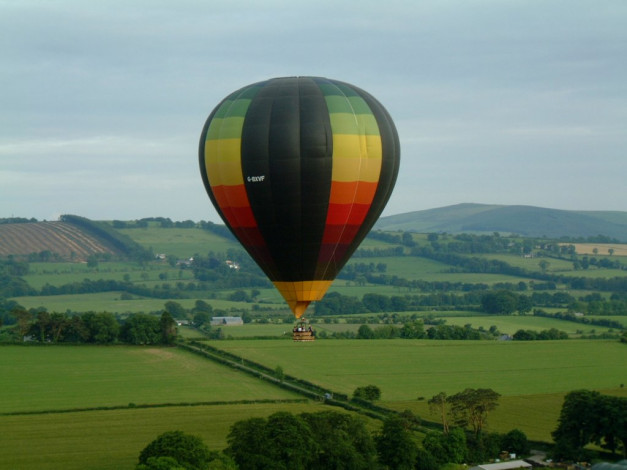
375,415 -> 418,470
137,431 -> 213,470
301,411 -> 377,469
160,311 -> 177,345
480,291 -> 519,315
449,388 -> 501,437
553,390 -> 627,459
428,392 -> 450,434
226,411 -> 377,469
226,412 -> 317,470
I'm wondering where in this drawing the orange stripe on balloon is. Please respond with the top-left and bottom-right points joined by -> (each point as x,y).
329,181 -> 378,205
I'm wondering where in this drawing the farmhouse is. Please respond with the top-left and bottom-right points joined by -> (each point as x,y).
211,316 -> 244,326
470,460 -> 532,470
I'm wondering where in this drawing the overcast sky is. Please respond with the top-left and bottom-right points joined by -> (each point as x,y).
1,0 -> 625,222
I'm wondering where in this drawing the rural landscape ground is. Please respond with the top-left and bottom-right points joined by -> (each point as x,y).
0,212 -> 626,469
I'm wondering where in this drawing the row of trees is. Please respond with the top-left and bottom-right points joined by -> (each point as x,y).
137,406 -> 531,470
316,290 -> 542,316
9,309 -> 177,345
353,321 -> 487,341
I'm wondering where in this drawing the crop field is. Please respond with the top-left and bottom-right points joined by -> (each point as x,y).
11,292 -> 197,313
0,345 -> 299,413
119,227 -> 238,258
11,291 -> 285,314
441,315 -> 618,336
0,402 -> 338,470
213,339 -> 627,401
347,256 -> 452,279
474,253 -> 576,272
2,339 -> 626,468
0,344 -> 374,470
569,243 -> 627,256
389,388 -> 627,443
0,222 -> 120,258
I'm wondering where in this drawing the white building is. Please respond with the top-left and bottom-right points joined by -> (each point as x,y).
470,461 -> 532,470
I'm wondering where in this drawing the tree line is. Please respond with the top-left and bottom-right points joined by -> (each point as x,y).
8,309 -> 177,345
134,385 -> 540,470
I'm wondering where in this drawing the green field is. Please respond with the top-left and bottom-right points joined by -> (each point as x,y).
389,388 -> 627,443
2,339 -> 626,468
11,292 -> 286,314
441,315 -> 621,336
0,345 -> 299,413
119,227 -> 238,258
0,402 -> 338,470
214,339 -> 627,400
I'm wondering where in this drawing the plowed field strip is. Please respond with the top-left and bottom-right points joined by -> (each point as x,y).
0,222 -> 119,259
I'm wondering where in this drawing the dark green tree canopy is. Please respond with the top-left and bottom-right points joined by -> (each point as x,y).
137,431 -> 212,470
226,410 -> 377,470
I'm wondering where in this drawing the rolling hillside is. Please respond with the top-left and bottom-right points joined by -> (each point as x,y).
376,203 -> 627,241
2,203 -> 626,260
0,221 -> 123,259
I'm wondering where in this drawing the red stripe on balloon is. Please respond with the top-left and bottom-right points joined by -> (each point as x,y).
325,203 -> 371,226
321,224 -> 361,245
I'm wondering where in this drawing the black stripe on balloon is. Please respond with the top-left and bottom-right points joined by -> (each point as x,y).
240,77 -> 333,282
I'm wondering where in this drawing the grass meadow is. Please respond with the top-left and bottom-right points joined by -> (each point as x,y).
119,227 -> 238,259
0,345 -> 299,414
0,402 -> 338,470
11,292 -> 286,314
441,315 -> 625,336
214,339 -> 627,401
2,339 -> 626,468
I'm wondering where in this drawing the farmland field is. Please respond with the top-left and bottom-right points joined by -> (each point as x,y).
389,387 -> 627,443
441,315 -> 621,336
213,339 -> 627,400
119,227 -> 238,258
0,402 -> 339,470
0,345 -> 299,413
568,243 -> 627,256
11,292 -> 285,314
22,262 -> 196,289
2,339 -> 626,468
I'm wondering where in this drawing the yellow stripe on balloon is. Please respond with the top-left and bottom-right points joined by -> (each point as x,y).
331,154 -> 382,183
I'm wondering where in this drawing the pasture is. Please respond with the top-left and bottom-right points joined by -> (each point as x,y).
569,243 -> 627,256
119,226 -> 238,258
441,314 -> 623,336
2,339 -> 626,468
0,402 -> 337,470
0,345 -> 299,414
11,291 -> 285,314
214,339 -> 627,401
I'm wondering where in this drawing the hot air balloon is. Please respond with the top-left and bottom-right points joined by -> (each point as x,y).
199,77 -> 400,339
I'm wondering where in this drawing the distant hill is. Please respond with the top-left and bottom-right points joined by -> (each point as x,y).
375,203 -> 627,241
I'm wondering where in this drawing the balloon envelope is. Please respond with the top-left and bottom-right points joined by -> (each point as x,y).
199,77 -> 400,317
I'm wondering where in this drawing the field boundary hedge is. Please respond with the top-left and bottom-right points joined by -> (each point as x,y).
1,398 -> 308,417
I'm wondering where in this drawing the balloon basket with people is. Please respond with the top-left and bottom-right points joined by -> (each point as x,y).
292,319 -> 315,342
